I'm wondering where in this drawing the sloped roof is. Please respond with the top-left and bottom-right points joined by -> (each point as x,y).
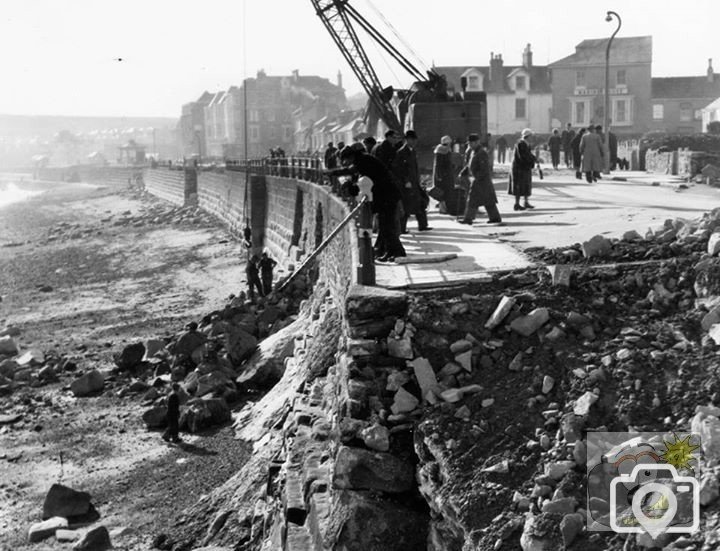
433,65 -> 552,94
704,97 -> 720,112
652,75 -> 720,100
549,36 -> 652,67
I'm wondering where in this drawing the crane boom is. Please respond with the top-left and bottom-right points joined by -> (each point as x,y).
311,0 -> 401,133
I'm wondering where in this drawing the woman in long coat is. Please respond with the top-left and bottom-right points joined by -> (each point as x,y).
571,128 -> 586,179
431,135 -> 455,214
580,126 -> 604,183
509,128 -> 536,210
459,134 -> 501,224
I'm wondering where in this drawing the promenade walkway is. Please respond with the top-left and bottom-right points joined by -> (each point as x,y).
375,168 -> 714,289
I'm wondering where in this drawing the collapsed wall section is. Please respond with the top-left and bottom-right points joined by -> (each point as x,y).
143,167 -> 186,206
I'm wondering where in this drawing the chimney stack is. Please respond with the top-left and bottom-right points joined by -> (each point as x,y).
523,44 -> 533,69
489,52 -> 504,84
337,70 -> 343,89
292,69 -> 300,81
709,58 -> 714,83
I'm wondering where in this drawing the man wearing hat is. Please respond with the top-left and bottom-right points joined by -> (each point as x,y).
327,146 -> 406,262
458,133 -> 502,225
392,130 -> 431,232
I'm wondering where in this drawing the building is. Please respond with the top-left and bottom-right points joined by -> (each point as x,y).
178,91 -> 216,159
548,36 -> 652,136
199,70 -> 346,160
651,60 -> 720,134
702,97 -> 720,133
434,44 -> 553,136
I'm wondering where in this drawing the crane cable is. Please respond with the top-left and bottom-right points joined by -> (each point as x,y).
363,0 -> 432,77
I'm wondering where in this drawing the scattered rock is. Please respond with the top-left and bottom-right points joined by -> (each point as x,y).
333,446 -> 414,493
0,335 -> 19,356
28,517 -> 68,543
361,424 -> 390,452
42,483 -> 92,520
410,357 -> 438,401
70,370 -> 104,397
573,391 -> 598,416
510,308 -> 549,337
391,387 -> 419,415
485,296 -> 516,329
581,234 -> 612,258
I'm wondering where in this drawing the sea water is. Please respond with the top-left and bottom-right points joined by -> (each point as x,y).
0,182 -> 43,208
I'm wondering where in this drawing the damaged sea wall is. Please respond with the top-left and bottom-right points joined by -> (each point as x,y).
143,167 -> 186,206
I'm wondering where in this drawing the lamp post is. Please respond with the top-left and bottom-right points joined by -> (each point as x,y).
604,10 -> 622,174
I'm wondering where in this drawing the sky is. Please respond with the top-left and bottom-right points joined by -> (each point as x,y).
1,0 -> 718,118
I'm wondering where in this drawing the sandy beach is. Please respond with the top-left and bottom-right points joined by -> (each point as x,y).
0,180 -> 252,549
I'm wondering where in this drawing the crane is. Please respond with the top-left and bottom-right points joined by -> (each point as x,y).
310,0 -> 486,168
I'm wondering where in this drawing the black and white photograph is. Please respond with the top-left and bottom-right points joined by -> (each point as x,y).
2,1 -> 720,549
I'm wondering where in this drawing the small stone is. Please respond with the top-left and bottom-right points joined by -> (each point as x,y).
708,232 -> 720,256
508,352 -> 523,371
438,362 -> 462,378
541,497 -> 577,514
449,339 -> 472,354
546,265 -> 572,287
361,424 -> 390,452
485,296 -> 517,330
72,526 -> 111,551
440,388 -> 463,403
455,350 -> 472,372
390,387 -> 419,414
545,326 -> 565,341
622,230 -> 642,241
454,405 -> 471,419
28,517 -> 68,543
545,460 -> 575,480
0,336 -> 19,356
386,370 -> 410,391
387,336 -> 413,359
542,375 -> 554,394
56,529 -> 81,542
481,398 -> 494,408
581,234 -> 612,258
573,391 -> 598,416
482,459 -> 509,474
70,370 -> 104,397
700,471 -> 720,506
560,513 -> 584,548
510,308 -> 550,337
410,357 -> 438,400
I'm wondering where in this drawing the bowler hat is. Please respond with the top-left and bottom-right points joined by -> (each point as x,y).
404,130 -> 418,139
467,133 -> 480,142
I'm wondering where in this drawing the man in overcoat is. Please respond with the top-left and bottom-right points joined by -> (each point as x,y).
509,128 -> 537,210
459,134 -> 501,225
392,130 -> 430,232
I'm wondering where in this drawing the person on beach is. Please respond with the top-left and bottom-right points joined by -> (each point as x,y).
245,254 -> 264,300
163,383 -> 182,443
509,128 -> 537,211
258,250 -> 277,296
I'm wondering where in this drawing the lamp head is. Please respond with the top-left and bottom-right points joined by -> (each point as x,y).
605,12 -> 612,21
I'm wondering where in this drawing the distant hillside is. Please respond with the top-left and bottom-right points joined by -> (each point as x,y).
0,114 -> 178,139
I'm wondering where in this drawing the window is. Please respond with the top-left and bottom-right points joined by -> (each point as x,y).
575,71 -> 585,87
616,70 -> 627,86
575,101 -> 586,125
515,76 -> 526,90
283,126 -> 293,141
248,109 -> 259,122
269,126 -> 277,139
266,110 -> 276,122
613,98 -> 632,124
515,98 -> 526,119
680,102 -> 693,122
695,109 -> 704,121
653,104 -> 664,120
249,126 -> 260,142
467,76 -> 480,90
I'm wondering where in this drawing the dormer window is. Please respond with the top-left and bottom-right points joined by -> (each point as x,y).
515,76 -> 526,90
468,76 -> 480,90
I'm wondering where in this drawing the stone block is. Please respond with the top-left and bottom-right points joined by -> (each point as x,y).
70,370 -> 104,397
510,308 -> 550,337
391,387 -> 419,414
485,296 -> 516,329
546,265 -> 572,287
581,234 -> 612,258
346,285 -> 408,322
28,517 -> 68,543
72,525 -> 111,550
332,446 -> 414,493
410,357 -> 438,399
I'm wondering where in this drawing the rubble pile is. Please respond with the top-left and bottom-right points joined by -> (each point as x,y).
381,209 -> 720,550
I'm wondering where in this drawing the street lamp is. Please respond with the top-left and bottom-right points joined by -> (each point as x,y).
604,10 -> 622,174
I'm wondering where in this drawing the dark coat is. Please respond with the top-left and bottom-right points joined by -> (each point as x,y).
432,144 -> 455,195
509,138 -> 535,197
167,391 -> 180,432
324,146 -> 337,169
259,256 -> 276,276
463,147 -> 497,206
580,132 -> 604,172
330,153 -> 401,214
371,139 -> 397,170
392,144 -> 425,214
548,135 -> 562,154
561,129 -> 576,151
571,130 -> 585,168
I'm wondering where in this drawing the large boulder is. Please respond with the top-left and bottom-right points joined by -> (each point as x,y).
181,397 -> 231,433
170,329 -> 207,359
0,335 -> 19,356
332,446 -> 414,493
327,490 -> 427,551
43,484 -> 92,520
70,370 -> 104,397
114,342 -> 146,370
142,406 -> 168,428
695,258 -> 720,298
72,525 -> 111,551
236,317 -> 304,390
345,285 -> 408,338
225,327 -> 258,366
196,371 -> 235,398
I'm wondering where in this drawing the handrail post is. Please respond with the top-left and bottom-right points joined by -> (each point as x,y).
357,199 -> 376,285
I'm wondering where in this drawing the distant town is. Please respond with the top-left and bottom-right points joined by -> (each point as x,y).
2,35 -> 720,169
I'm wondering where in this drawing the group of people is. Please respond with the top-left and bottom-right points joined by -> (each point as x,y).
245,250 -> 277,300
